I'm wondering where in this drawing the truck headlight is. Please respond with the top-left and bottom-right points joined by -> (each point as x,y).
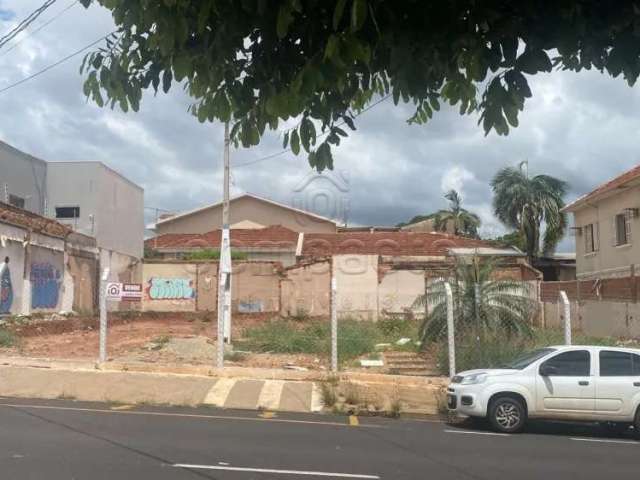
460,373 -> 488,385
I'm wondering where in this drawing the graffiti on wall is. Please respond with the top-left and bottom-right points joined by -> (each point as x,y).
148,278 -> 195,300
31,263 -> 61,309
0,257 -> 13,314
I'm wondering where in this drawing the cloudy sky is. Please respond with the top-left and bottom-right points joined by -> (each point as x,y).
2,1 -> 640,252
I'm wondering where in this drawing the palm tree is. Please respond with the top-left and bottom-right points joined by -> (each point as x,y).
432,190 -> 481,238
414,257 -> 535,344
491,163 -> 568,259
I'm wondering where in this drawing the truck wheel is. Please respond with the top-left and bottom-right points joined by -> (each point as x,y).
489,396 -> 526,433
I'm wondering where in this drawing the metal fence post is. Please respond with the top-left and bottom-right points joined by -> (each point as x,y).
99,267 -> 110,363
560,290 -> 571,345
331,276 -> 338,372
444,282 -> 456,378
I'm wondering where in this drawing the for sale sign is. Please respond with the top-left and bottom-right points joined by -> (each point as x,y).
106,282 -> 122,300
121,283 -> 142,302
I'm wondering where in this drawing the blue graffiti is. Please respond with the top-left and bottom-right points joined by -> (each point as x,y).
31,263 -> 61,309
0,259 -> 12,314
148,278 -> 195,300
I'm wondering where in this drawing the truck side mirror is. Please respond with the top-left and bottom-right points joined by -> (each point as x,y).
539,364 -> 558,376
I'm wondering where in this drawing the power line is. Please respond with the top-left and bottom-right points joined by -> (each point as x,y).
0,0 -> 58,50
0,32 -> 111,95
0,1 -> 78,57
233,94 -> 392,168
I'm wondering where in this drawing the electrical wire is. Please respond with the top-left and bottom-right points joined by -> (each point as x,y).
0,0 -> 78,57
0,32 -> 112,95
233,94 -> 392,168
0,0 -> 58,50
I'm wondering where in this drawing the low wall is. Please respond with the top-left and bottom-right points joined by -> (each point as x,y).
141,261 -> 282,314
281,260 -> 331,316
543,299 -> 640,338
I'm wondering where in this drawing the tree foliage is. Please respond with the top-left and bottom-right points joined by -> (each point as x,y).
431,190 -> 481,238
79,1 -> 640,170
491,164 -> 567,259
414,257 -> 535,344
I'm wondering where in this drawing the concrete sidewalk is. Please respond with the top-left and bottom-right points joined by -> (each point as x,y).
0,356 -> 446,415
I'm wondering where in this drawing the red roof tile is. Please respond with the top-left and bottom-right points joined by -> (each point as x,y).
146,225 -> 299,250
0,201 -> 71,238
564,164 -> 640,212
301,231 -> 492,257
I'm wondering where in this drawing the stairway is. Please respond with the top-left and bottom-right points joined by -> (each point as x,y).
383,351 -> 440,376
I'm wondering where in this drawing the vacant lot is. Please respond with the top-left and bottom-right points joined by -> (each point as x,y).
0,312 -> 426,373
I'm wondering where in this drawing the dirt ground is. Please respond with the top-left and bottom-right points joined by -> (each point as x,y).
0,313 -> 331,370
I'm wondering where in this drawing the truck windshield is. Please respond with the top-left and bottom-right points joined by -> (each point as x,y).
502,348 -> 556,370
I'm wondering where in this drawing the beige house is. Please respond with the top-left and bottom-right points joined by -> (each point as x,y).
563,164 -> 640,279
153,193 -> 337,235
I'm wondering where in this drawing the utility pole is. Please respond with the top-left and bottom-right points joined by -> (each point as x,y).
216,123 -> 232,368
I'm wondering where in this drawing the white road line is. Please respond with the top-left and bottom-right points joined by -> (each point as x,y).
0,403 -> 384,428
257,380 -> 285,411
570,437 -> 639,445
310,383 -> 324,412
173,463 -> 380,478
444,429 -> 510,437
203,378 -> 236,407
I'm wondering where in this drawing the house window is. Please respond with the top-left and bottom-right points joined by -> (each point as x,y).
615,212 -> 632,246
8,194 -> 25,209
55,206 -> 80,219
584,223 -> 598,253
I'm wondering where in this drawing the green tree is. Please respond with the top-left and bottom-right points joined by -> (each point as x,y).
431,190 -> 481,238
491,164 -> 567,259
414,257 -> 534,344
485,230 -> 526,251
78,1 -> 640,171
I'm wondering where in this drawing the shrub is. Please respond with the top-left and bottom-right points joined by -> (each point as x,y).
431,328 -> 630,375
0,328 -> 18,348
320,382 -> 337,407
184,249 -> 247,261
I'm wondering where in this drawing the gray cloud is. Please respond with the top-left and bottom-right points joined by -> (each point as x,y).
2,2 -> 640,253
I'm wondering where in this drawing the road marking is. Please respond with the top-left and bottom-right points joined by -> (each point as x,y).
0,403 -> 385,428
257,380 -> 284,411
349,415 -> 359,426
110,405 -> 134,411
444,429 -> 510,437
570,437 -> 639,445
259,411 -> 276,419
173,463 -> 380,478
203,378 -> 236,407
310,383 -> 324,412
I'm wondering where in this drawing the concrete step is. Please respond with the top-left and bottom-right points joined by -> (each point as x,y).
388,368 -> 440,377
383,351 -> 420,358
385,357 -> 427,365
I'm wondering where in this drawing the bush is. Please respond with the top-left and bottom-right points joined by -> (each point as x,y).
237,317 -> 420,363
184,249 -> 247,261
431,328 -> 628,375
0,328 -> 18,348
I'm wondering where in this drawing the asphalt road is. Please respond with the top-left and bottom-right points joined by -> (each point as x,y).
0,398 -> 638,479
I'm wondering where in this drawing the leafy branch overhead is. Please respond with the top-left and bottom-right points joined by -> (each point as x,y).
79,1 -> 640,170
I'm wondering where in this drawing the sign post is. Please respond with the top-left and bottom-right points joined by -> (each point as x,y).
99,268 -> 110,363
100,280 -> 141,363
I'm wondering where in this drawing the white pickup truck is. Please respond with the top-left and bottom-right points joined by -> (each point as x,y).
447,345 -> 640,434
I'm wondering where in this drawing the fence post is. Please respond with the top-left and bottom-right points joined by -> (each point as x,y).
99,267 -> 110,363
444,282 -> 456,378
216,270 -> 226,369
560,290 -> 571,345
331,276 -> 338,373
